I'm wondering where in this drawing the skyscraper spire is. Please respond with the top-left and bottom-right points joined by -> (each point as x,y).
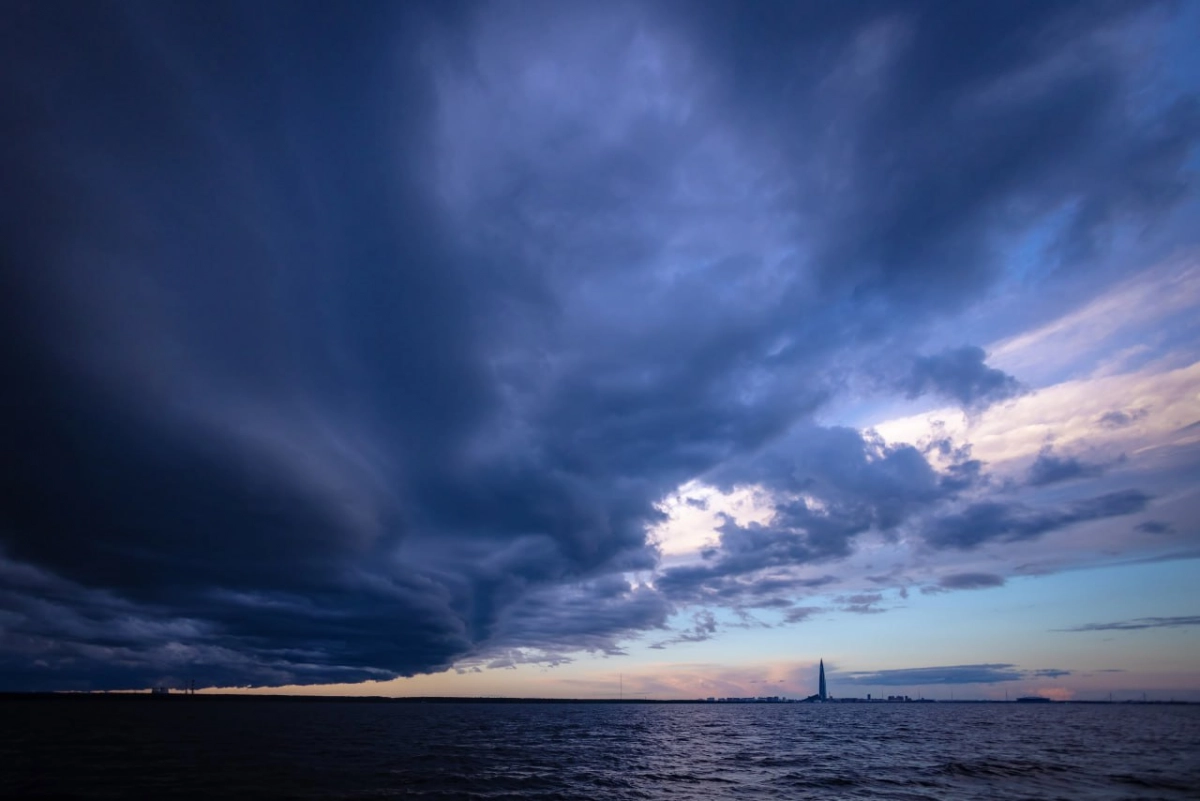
818,658 -> 827,700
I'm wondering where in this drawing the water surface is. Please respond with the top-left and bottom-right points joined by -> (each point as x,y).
3,700 -> 1197,799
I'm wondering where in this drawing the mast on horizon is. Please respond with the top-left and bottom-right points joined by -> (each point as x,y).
818,659 -> 827,701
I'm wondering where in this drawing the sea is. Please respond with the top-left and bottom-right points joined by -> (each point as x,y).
2,699 -> 1198,800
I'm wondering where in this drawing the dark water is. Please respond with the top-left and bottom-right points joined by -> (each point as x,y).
2,700 -> 1198,799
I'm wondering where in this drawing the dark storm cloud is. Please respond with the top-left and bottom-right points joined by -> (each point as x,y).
1026,447 -> 1111,487
923,489 -> 1153,550
1135,520 -> 1173,535
1,0 -> 1196,689
480,576 -> 671,659
903,347 -> 1022,410
1,0 -> 651,689
1057,616 -> 1200,632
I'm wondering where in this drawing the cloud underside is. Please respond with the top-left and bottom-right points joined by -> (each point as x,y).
0,0 -> 1197,689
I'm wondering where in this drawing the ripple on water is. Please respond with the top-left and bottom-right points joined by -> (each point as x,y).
2,701 -> 1198,800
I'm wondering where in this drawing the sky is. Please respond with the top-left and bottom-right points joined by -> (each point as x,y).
1,0 -> 1198,701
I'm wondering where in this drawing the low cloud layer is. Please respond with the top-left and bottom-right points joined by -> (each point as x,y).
839,664 -> 1069,687
1,0 -> 1197,689
1058,616 -> 1200,632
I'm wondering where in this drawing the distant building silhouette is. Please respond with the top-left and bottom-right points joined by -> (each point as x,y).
818,659 -> 827,700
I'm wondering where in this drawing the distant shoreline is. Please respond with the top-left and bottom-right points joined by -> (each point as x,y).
1,693 -> 1193,705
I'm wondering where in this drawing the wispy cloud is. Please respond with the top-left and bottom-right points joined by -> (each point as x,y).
1057,616 -> 1200,632
649,610 -> 719,649
836,592 -> 886,614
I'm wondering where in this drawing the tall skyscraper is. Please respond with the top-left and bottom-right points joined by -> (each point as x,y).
819,659 -> 827,700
